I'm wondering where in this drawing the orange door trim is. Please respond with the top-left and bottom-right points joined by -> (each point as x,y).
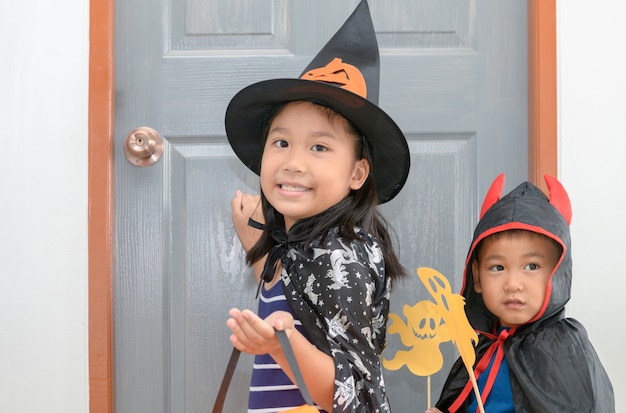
88,0 -> 114,411
528,0 -> 558,192
87,2 -> 557,410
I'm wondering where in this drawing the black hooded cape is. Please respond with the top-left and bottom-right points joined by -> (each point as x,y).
435,176 -> 614,412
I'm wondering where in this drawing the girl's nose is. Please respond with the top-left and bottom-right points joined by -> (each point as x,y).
283,146 -> 306,172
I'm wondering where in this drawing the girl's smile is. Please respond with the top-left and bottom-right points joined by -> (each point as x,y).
277,183 -> 310,193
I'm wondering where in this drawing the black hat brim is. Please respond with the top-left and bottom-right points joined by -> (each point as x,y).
225,78 -> 410,204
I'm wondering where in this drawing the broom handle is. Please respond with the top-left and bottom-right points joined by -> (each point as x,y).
275,328 -> 314,406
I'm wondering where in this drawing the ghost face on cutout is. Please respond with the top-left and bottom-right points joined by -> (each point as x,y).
384,300 -> 451,376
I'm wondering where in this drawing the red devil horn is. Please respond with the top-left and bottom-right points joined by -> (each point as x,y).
545,175 -> 572,225
480,173 -> 505,219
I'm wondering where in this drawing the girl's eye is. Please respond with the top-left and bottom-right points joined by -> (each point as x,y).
311,144 -> 327,152
489,264 -> 505,272
524,263 -> 539,270
272,139 -> 288,148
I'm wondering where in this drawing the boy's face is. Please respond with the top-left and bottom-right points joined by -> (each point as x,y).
472,231 -> 561,328
260,101 -> 369,231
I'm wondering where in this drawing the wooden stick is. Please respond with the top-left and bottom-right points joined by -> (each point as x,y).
427,375 -> 431,409
468,369 -> 485,413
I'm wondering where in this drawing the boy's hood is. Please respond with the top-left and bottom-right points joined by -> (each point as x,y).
461,174 -> 573,333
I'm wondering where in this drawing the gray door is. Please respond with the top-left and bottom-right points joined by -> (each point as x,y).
114,1 -> 527,411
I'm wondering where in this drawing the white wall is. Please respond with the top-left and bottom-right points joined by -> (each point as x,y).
0,1 -> 89,412
558,0 -> 625,410
0,1 -> 622,412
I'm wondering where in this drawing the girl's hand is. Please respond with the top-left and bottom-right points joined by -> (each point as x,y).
231,190 -> 263,253
265,310 -> 296,334
229,308 -> 333,412
227,308 -> 294,355
425,408 -> 443,413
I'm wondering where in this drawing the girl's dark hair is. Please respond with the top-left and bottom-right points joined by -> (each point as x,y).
246,101 -> 406,283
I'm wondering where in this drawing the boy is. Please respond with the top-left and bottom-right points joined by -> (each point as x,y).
427,174 -> 614,412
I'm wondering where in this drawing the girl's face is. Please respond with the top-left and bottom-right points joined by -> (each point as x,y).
471,231 -> 560,327
260,101 -> 369,231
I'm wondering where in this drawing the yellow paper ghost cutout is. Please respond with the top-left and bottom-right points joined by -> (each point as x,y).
417,267 -> 484,413
416,267 -> 478,371
383,299 -> 451,376
384,267 -> 484,412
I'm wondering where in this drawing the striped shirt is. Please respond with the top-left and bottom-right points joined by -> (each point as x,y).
248,279 -> 324,413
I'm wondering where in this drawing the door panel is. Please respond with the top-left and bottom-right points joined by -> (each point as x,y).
115,1 -> 527,411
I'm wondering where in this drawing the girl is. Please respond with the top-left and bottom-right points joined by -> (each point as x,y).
224,2 -> 410,412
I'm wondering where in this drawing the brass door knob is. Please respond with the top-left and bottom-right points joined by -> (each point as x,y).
124,127 -> 164,167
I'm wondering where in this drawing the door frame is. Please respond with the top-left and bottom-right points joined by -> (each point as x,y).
88,0 -> 114,410
87,1 -> 557,411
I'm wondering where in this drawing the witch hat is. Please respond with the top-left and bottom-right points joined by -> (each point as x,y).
225,0 -> 410,203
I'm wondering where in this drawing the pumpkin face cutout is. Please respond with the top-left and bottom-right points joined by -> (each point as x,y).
301,57 -> 367,98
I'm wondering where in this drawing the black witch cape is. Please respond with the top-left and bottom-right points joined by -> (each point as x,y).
435,175 -> 614,412
255,199 -> 392,412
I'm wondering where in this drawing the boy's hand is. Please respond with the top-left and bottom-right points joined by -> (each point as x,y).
231,190 -> 263,252
227,308 -> 294,355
